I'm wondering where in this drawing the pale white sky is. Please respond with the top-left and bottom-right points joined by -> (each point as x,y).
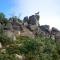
0,0 -> 60,29
15,0 -> 60,30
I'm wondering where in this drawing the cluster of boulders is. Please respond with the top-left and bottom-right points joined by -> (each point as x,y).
23,12 -> 40,31
0,12 -> 60,41
38,25 -> 60,42
23,12 -> 60,42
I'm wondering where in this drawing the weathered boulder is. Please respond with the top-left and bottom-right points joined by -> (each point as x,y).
28,12 -> 40,25
0,23 -> 4,30
50,27 -> 60,40
36,25 -> 50,38
1,49 -> 6,53
23,16 -> 29,23
3,23 -> 12,30
0,42 -> 2,48
27,13 -> 40,32
15,54 -> 25,60
28,15 -> 36,25
4,30 -> 16,41
27,24 -> 38,31
39,25 -> 50,33
55,32 -> 60,42
51,27 -> 59,35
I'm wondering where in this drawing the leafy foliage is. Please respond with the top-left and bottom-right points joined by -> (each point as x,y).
0,53 -> 17,60
4,36 -> 60,60
0,12 -> 8,25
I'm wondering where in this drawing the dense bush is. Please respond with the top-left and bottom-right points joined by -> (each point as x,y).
0,34 -> 60,60
0,53 -> 17,60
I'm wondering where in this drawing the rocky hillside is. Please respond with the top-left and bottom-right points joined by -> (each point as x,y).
0,12 -> 60,41
0,12 -> 60,60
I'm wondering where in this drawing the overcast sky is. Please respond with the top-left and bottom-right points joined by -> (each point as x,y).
0,0 -> 60,29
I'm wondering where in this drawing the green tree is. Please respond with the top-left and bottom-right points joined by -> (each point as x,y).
0,12 -> 8,25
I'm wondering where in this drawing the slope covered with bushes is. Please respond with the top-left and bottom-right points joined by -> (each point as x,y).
0,34 -> 60,60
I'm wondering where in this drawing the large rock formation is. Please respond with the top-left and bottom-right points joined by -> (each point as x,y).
20,12 -> 40,38
23,16 -> 29,23
39,25 -> 50,32
27,12 -> 40,31
50,27 -> 60,41
38,25 -> 50,37
38,25 -> 60,40
23,16 -> 29,27
28,13 -> 40,26
28,15 -> 36,25
51,27 -> 59,35
55,32 -> 60,42
1,12 -> 60,40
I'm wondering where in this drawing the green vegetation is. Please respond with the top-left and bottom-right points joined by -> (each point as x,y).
0,12 -> 60,60
0,34 -> 60,60
0,29 -> 14,46
0,12 -> 8,25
